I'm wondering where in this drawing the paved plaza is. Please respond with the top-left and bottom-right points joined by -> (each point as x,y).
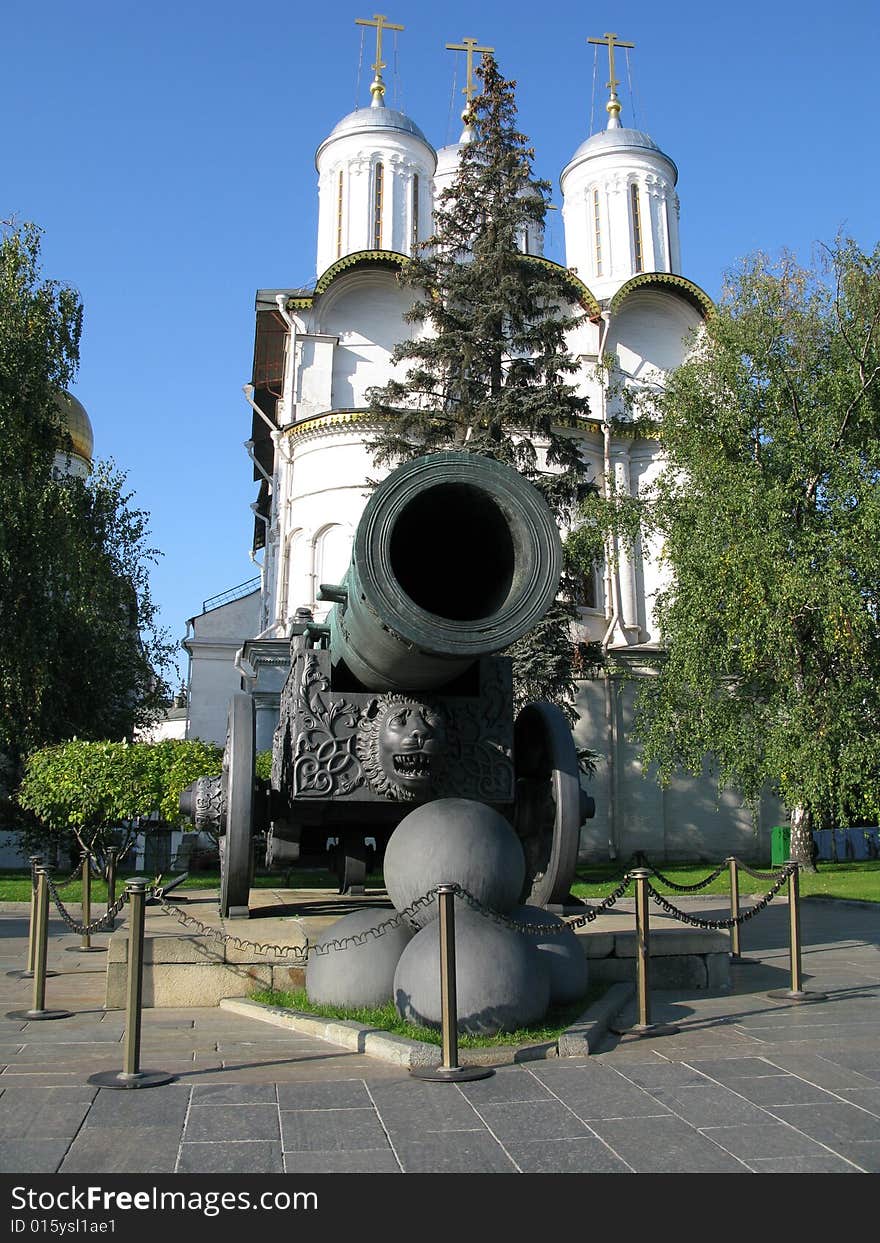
1,892 -> 878,1175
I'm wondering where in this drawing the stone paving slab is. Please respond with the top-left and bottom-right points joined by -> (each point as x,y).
0,894 -> 878,1174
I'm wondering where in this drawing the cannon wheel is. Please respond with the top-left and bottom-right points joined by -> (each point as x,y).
220,693 -> 256,919
513,701 -> 582,907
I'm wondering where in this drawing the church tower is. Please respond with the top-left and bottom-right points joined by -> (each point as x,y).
561,33 -> 680,298
52,390 -> 94,481
315,15 -> 436,275
187,21 -> 776,873
434,37 -> 544,258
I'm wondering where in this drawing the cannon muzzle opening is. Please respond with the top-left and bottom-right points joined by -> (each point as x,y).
328,452 -> 562,691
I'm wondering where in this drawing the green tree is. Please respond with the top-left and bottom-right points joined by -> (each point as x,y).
368,55 -> 595,717
17,738 -> 222,865
622,240 -> 880,867
0,221 -> 174,784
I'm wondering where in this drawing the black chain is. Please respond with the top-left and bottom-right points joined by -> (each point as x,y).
154,896 -> 308,962
645,864 -> 727,892
450,878 -> 634,933
310,890 -> 440,956
644,866 -> 793,930
44,872 -> 128,935
736,860 -> 791,882
152,879 -> 637,963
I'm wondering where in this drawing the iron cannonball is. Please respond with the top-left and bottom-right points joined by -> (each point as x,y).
393,906 -> 550,1035
305,908 -> 414,1009
508,905 -> 590,1005
383,798 -> 526,927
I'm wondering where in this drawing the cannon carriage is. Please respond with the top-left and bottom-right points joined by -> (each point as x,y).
182,452 -> 594,918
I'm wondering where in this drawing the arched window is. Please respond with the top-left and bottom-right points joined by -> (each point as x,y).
411,174 -> 420,251
630,183 -> 644,273
593,187 -> 603,278
284,530 -> 309,619
373,163 -> 384,249
335,170 -> 344,259
315,525 -> 353,599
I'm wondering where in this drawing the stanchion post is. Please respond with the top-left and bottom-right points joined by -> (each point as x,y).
105,847 -> 118,931
87,879 -> 175,1089
6,868 -> 72,1021
768,862 -> 826,1003
81,852 -> 91,950
635,868 -> 651,1027
410,885 -> 493,1082
67,849 -> 107,954
610,868 -> 680,1039
26,855 -> 41,973
727,856 -> 742,958
7,855 -> 47,980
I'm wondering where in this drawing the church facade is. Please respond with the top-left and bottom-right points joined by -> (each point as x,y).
188,30 -> 780,863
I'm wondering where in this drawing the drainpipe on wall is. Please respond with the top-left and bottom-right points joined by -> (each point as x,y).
596,310 -> 620,861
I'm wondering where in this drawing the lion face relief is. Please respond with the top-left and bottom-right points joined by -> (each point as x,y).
356,695 -> 447,800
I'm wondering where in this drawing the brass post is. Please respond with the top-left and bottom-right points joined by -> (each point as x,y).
727,856 -> 741,958
122,879 -> 146,1078
81,852 -> 91,950
106,847 -> 118,931
7,855 -> 43,979
634,868 -> 651,1027
409,885 -> 493,1082
610,868 -> 680,1038
26,855 -> 42,974
67,849 -> 107,953
87,879 -> 175,1088
788,863 -> 803,994
5,868 -> 71,1020
31,868 -> 49,1013
438,885 -> 458,1069
768,862 -> 826,1003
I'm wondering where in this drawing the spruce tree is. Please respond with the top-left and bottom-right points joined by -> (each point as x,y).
368,55 -> 596,716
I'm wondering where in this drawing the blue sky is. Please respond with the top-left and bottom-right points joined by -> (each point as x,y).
5,1 -> 878,686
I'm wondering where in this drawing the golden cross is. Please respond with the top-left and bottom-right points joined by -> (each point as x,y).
356,13 -> 405,76
587,31 -> 635,96
446,36 -> 495,106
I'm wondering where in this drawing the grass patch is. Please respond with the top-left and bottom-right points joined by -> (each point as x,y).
0,867 -> 383,903
249,984 -> 608,1048
1,859 -> 877,904
571,859 -> 880,904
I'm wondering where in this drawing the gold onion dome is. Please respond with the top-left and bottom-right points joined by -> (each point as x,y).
54,390 -> 94,463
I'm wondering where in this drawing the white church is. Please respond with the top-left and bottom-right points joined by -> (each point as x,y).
183,24 -> 779,864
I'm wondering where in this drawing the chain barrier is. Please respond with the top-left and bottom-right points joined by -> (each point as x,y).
151,879 -> 636,961
736,860 -> 791,882
448,877 -> 634,934
644,864 -> 727,892
153,895 -> 308,962
644,865 -> 794,930
44,872 -> 127,935
310,890 -> 441,955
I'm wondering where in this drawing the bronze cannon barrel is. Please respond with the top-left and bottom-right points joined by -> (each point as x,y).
324,452 -> 562,691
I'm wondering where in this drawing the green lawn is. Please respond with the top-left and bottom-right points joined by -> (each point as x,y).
571,859 -> 880,903
249,984 -> 607,1048
1,859 -> 877,904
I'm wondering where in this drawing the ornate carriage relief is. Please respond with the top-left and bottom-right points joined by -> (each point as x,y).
272,648 -> 364,799
192,774 -> 224,835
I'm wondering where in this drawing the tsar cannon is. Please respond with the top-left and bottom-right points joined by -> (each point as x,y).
181,452 -> 594,918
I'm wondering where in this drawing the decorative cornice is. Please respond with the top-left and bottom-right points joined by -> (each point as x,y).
285,250 -> 604,320
281,408 -> 627,447
283,409 -> 385,445
521,255 -> 603,319
608,272 -> 715,317
286,251 -> 409,310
